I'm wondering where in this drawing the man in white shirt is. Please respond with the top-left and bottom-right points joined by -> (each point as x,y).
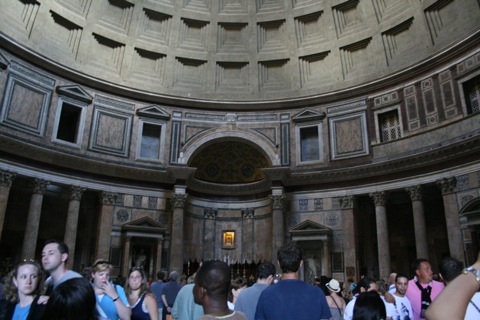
391,274 -> 414,320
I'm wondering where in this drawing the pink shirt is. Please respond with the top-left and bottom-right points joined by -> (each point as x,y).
405,279 -> 444,320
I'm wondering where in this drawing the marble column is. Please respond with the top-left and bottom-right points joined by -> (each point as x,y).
122,236 -> 132,277
64,185 -> 86,269
370,191 -> 390,281
241,208 -> 254,263
95,191 -> 116,260
321,238 -> 331,276
405,185 -> 429,259
271,191 -> 286,265
203,208 -> 217,261
0,170 -> 16,241
437,177 -> 464,263
155,237 -> 163,274
341,195 -> 357,280
169,189 -> 187,273
21,178 -> 49,259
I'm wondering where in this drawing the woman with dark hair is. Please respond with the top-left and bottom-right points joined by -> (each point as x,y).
125,267 -> 159,320
3,260 -> 46,320
41,277 -> 96,320
353,291 -> 387,320
227,276 -> 247,310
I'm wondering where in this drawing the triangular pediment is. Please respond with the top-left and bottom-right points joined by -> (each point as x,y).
289,220 -> 332,234
0,53 -> 8,70
122,216 -> 166,234
137,105 -> 171,120
56,85 -> 93,104
292,109 -> 326,123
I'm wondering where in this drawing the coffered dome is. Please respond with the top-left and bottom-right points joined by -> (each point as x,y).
1,0 -> 479,107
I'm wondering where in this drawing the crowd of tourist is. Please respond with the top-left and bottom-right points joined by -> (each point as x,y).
1,240 -> 480,319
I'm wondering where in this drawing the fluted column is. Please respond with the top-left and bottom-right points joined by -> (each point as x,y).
21,178 -> 49,259
321,238 -> 331,276
437,177 -> 464,263
169,188 -> 187,273
271,190 -> 286,265
155,237 -> 163,275
64,186 -> 86,269
203,208 -> 217,261
341,195 -> 357,280
370,191 -> 390,281
122,236 -> 132,277
241,208 -> 254,263
0,170 -> 16,241
406,185 -> 429,259
95,191 -> 116,260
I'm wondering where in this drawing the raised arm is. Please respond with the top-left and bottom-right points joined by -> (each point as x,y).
425,252 -> 480,320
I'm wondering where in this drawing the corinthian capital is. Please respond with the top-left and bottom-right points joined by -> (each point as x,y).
32,178 -> 49,195
271,194 -> 286,210
70,185 -> 86,201
437,177 -> 456,194
340,195 -> 355,209
370,191 -> 387,207
172,193 -> 187,208
99,191 -> 117,205
406,185 -> 423,201
0,170 -> 16,188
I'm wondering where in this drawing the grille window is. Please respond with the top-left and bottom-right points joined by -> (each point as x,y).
379,110 -> 401,142
468,83 -> 480,113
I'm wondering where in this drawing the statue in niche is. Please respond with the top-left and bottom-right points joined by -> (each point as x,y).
134,249 -> 147,268
305,255 -> 321,285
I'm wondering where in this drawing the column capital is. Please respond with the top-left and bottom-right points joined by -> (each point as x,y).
271,194 -> 286,210
99,191 -> 117,205
340,195 -> 356,209
0,170 -> 16,188
32,178 -> 49,194
172,193 -> 187,208
204,207 -> 217,219
370,191 -> 387,206
406,185 -> 423,201
241,208 -> 255,219
437,177 -> 457,194
70,185 -> 86,201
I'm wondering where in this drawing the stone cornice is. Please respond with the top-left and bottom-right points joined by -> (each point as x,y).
285,135 -> 480,187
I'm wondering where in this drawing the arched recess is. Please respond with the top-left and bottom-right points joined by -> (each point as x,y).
459,197 -> 480,265
182,130 -> 279,168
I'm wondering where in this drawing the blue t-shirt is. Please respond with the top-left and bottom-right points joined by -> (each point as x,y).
255,279 -> 332,320
13,303 -> 31,320
96,285 -> 129,319
234,283 -> 270,320
150,281 -> 165,306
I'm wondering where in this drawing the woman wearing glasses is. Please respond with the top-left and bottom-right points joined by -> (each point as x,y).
91,259 -> 131,320
125,267 -> 159,320
3,260 -> 46,320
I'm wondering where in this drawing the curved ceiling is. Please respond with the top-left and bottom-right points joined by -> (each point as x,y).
190,141 -> 270,184
0,0 -> 478,107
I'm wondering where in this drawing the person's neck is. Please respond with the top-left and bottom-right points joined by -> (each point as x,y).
130,288 -> 141,300
18,293 -> 35,307
281,272 -> 299,280
203,299 -> 232,317
418,278 -> 431,285
50,266 -> 67,282
393,291 -> 405,298
256,279 -> 270,285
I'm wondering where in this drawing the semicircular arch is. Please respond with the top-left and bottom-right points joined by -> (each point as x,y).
182,130 -> 279,167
